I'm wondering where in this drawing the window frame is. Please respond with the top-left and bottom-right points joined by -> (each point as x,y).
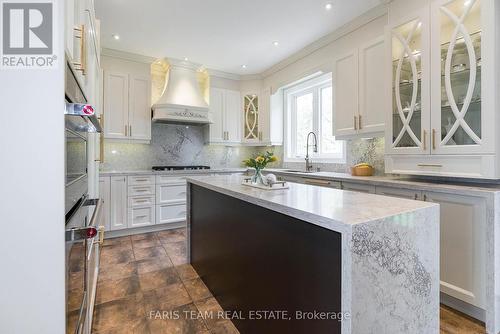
284,73 -> 346,163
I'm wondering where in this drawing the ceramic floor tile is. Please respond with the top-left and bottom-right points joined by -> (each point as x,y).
100,248 -> 135,267
102,236 -> 132,248
183,278 -> 212,302
95,276 -> 141,305
143,282 -> 192,312
131,232 -> 159,242
175,264 -> 199,282
92,293 -> 146,333
98,261 -> 138,282
134,246 -> 168,261
132,238 -> 162,250
194,297 -> 227,330
135,257 -> 174,275
157,228 -> 187,243
93,317 -> 150,334
209,321 -> 240,334
139,267 -> 181,291
148,303 -> 209,334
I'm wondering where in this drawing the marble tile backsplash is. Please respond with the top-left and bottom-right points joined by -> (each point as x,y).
101,122 -> 385,174
100,123 -> 268,171
278,137 -> 385,175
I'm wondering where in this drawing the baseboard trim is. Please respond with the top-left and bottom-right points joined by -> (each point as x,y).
104,222 -> 186,239
441,292 -> 485,322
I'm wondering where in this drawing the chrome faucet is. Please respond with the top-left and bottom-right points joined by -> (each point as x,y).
305,131 -> 318,172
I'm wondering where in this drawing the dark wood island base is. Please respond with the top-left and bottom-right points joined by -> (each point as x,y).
189,184 -> 342,334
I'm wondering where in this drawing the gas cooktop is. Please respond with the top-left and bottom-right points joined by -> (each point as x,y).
152,166 -> 211,171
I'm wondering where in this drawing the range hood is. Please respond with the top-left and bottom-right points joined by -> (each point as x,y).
152,60 -> 211,124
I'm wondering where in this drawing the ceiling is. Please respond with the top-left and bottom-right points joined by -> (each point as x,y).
95,0 -> 382,75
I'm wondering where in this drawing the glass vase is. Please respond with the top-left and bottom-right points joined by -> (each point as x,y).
251,168 -> 267,185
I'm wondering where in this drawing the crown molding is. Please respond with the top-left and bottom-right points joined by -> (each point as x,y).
205,68 -> 242,81
260,3 -> 388,78
101,48 -> 156,64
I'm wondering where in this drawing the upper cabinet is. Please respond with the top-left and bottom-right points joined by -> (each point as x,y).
385,0 -> 500,179
333,37 -> 386,139
206,88 -> 241,145
102,56 -> 152,142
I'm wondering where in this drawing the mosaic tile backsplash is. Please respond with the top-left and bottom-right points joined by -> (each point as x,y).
101,123 -> 385,174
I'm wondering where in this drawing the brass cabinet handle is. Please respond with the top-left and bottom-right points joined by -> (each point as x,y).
414,193 -> 418,200
432,129 -> 436,150
97,226 -> 105,244
73,25 -> 86,75
304,178 -> 331,186
125,125 -> 128,136
354,116 -> 358,130
226,131 -> 229,141
417,163 -> 443,167
358,115 -> 362,130
422,130 -> 427,150
129,125 -> 132,137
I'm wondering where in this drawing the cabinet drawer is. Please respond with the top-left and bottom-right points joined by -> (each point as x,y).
385,155 -> 497,179
128,196 -> 155,208
156,184 -> 187,205
128,206 -> 155,228
128,175 -> 155,186
128,185 -> 155,197
376,186 -> 421,200
156,175 -> 187,185
156,203 -> 186,225
341,182 -> 375,193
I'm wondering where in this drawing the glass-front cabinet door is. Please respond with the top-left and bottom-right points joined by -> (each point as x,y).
430,0 -> 494,154
243,94 -> 259,142
387,10 -> 430,154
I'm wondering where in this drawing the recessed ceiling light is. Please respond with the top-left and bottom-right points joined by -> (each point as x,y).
325,3 -> 333,10
273,41 -> 279,46
241,64 -> 247,69
112,34 -> 120,40
184,57 -> 189,62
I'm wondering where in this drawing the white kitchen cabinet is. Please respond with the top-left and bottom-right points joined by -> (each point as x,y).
128,206 -> 155,228
341,182 -> 376,193
333,49 -> 359,138
103,70 -> 151,142
109,176 -> 128,230
386,0 -> 500,178
333,36 -> 386,139
358,37 -> 386,135
104,71 -> 129,138
128,75 -> 152,141
207,88 -> 241,144
156,203 -> 187,225
99,177 -> 111,231
376,185 -> 421,200
423,191 -> 486,311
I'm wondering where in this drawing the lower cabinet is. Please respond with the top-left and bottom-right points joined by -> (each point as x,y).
128,206 -> 155,228
375,186 -> 421,200
109,176 -> 128,230
341,182 -> 375,193
156,203 -> 187,225
423,191 -> 486,310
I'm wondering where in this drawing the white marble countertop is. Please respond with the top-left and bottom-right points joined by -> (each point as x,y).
186,174 -> 437,234
265,169 -> 500,194
99,168 -> 247,176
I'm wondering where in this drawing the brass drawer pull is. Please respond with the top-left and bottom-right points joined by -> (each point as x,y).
432,129 -> 436,150
417,163 -> 443,167
353,116 -> 358,130
73,25 -> 86,74
97,226 -> 105,244
358,115 -> 362,130
422,130 -> 427,150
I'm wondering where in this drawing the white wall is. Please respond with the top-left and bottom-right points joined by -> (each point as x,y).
262,13 -> 388,91
0,2 -> 66,334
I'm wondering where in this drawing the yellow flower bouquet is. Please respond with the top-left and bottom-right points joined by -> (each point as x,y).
243,151 -> 278,184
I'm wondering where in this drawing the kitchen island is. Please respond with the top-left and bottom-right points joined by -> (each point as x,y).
186,175 -> 440,334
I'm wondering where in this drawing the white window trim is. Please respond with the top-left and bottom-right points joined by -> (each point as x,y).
283,73 -> 346,163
